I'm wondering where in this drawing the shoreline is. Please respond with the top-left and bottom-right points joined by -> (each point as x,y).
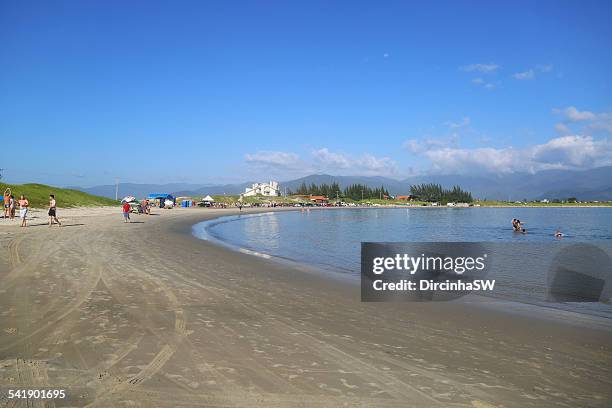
1,206 -> 611,406
193,209 -> 612,329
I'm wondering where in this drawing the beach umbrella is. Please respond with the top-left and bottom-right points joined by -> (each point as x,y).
121,196 -> 136,203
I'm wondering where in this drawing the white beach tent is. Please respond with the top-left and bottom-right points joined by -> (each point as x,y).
202,195 -> 214,203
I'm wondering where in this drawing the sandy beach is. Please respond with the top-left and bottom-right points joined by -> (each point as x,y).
0,207 -> 611,407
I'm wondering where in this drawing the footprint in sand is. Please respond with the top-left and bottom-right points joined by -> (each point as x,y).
340,378 -> 358,389
471,401 -> 500,408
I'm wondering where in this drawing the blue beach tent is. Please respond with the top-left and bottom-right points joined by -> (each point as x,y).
146,193 -> 175,207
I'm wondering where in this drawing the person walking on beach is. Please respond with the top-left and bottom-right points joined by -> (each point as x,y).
2,195 -> 8,219
48,194 -> 61,226
18,195 -> 29,227
9,195 -> 15,220
122,201 -> 131,223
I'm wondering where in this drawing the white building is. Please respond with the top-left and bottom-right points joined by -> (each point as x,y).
244,181 -> 280,197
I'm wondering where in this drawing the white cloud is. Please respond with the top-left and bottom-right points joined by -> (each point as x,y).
472,78 -> 495,91
553,106 -> 612,136
555,122 -> 571,134
405,135 -> 612,175
244,150 -> 301,169
460,63 -> 499,73
557,106 -> 596,122
589,114 -> 612,133
530,135 -> 609,169
359,154 -> 398,175
244,148 -> 398,178
461,63 -> 498,89
404,134 -> 459,154
424,146 -> 521,174
312,148 -> 397,176
513,69 -> 535,80
470,77 -> 495,90
311,148 -> 351,169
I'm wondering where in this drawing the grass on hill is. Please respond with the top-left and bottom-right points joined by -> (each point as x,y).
1,183 -> 118,208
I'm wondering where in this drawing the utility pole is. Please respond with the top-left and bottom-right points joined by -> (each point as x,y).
115,178 -> 119,201
361,189 -> 364,201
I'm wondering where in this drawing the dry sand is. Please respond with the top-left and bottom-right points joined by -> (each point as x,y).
0,207 -> 610,407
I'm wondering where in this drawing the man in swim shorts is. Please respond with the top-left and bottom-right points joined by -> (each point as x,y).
18,195 -> 29,227
48,194 -> 62,227
122,202 -> 131,223
9,195 -> 15,220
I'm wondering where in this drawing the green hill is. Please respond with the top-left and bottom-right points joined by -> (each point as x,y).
1,183 -> 117,208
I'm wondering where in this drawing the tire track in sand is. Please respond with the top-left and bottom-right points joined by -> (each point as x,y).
84,258 -> 192,407
0,264 -> 102,354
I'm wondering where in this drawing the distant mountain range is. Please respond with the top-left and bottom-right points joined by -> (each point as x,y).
65,183 -> 210,200
70,166 -> 612,201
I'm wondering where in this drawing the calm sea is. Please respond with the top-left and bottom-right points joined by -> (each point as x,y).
193,207 -> 612,318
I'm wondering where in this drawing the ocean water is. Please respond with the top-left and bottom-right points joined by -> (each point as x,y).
193,207 -> 612,317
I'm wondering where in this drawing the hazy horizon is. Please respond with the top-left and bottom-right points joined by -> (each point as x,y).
29,164 -> 601,190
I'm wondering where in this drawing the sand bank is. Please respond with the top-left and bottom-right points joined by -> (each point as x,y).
0,207 -> 610,407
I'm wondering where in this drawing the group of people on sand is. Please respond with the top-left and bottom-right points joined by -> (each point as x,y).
2,194 -> 15,220
3,193 -> 31,227
121,199 -> 151,223
2,192 -> 61,227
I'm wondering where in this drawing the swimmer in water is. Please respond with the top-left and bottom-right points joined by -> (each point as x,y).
512,218 -> 524,232
554,230 -> 564,238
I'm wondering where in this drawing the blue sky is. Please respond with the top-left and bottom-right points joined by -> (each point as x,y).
1,0 -> 611,186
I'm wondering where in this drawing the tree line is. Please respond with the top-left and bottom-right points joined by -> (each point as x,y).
409,183 -> 473,203
288,182 -> 391,200
286,181 -> 473,203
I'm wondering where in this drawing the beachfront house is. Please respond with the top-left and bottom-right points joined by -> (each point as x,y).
291,194 -> 329,205
309,195 -> 328,205
244,181 -> 280,197
396,195 -> 413,201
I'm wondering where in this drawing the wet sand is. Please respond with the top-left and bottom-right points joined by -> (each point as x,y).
0,207 -> 611,407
